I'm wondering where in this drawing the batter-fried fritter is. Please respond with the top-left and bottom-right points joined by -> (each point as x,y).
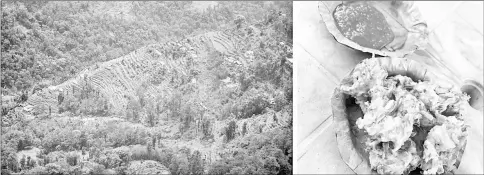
340,58 -> 470,174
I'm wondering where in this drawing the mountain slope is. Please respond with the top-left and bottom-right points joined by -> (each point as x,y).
1,1 -> 293,174
25,28 -> 250,116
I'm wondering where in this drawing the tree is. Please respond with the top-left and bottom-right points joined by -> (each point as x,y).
126,96 -> 141,122
79,132 -> 88,149
26,156 -> 32,169
169,154 -> 189,175
66,152 -> 78,166
20,155 -> 26,170
263,157 -> 280,175
136,87 -> 146,108
189,150 -> 204,175
146,136 -> 153,158
242,122 -> 247,136
168,92 -> 182,119
5,153 -> 18,173
152,137 -> 156,148
2,169 -> 12,175
58,92 -> 64,105
207,159 -> 231,175
225,121 -> 237,142
146,99 -> 156,127
201,119 -> 213,140
234,15 -> 246,29
45,163 -> 63,175
179,103 -> 195,133
20,90 -> 28,103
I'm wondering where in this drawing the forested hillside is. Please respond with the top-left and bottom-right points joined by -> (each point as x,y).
1,1 -> 293,175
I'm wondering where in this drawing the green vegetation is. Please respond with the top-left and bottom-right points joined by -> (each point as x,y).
2,1 -> 292,174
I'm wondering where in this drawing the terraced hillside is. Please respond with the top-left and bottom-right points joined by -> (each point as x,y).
25,27 -> 250,116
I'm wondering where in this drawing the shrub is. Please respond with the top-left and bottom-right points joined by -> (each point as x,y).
126,160 -> 170,175
156,149 -> 174,168
112,146 -> 132,163
3,151 -> 19,172
1,106 -> 9,116
24,166 -> 47,175
169,154 -> 189,175
98,153 -> 121,169
207,159 -> 231,175
44,163 -> 63,175
1,169 -> 12,175
106,123 -> 149,147
3,129 -> 35,152
80,161 -> 105,175
130,144 -> 150,161
231,88 -> 271,119
66,152 -> 79,166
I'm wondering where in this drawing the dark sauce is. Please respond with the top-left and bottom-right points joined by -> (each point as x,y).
333,2 -> 394,50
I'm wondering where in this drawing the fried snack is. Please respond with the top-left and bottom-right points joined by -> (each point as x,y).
421,117 -> 468,174
333,2 -> 395,50
339,58 -> 388,112
340,58 -> 470,174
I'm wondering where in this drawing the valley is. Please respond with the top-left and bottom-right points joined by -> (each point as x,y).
1,1 -> 293,175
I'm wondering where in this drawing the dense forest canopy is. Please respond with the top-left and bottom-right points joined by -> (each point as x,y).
1,1 -> 291,93
1,1 -> 293,175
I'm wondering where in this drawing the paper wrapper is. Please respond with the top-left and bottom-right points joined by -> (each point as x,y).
331,57 -> 467,174
319,1 -> 429,58
331,70 -> 375,174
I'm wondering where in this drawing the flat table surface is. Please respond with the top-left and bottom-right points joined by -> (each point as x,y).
294,1 -> 483,174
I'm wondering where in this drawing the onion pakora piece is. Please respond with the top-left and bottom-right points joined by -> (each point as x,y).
340,58 -> 470,174
421,117 -> 468,174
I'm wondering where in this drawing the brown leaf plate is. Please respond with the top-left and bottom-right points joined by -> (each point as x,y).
319,1 -> 429,58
